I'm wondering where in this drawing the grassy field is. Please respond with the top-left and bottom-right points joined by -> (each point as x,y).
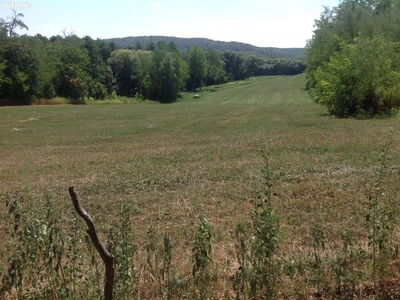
1,74 -> 400,298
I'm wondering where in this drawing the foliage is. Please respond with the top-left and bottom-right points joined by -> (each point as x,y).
364,132 -> 397,290
187,46 -> 208,91
107,199 -> 138,299
222,50 -> 247,81
1,192 -> 90,299
313,36 -> 400,116
0,39 -> 38,105
21,34 -> 58,99
135,50 -> 152,97
53,36 -> 91,101
107,49 -> 139,97
233,149 -> 282,300
205,49 -> 226,85
306,0 -> 400,117
192,218 -> 213,300
249,150 -> 282,299
149,43 -> 188,103
145,229 -> 185,299
0,11 -> 305,106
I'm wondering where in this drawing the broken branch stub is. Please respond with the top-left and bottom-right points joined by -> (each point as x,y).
68,186 -> 115,300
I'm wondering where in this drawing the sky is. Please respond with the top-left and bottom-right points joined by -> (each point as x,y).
1,0 -> 340,48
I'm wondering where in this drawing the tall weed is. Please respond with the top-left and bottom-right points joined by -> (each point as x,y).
234,148 -> 282,300
107,199 -> 138,299
364,132 -> 398,291
192,218 -> 213,300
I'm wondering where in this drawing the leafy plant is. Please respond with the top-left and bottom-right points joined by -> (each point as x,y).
311,223 -> 326,294
107,198 -> 137,299
233,222 -> 251,300
192,218 -> 213,300
331,228 -> 359,296
145,228 -> 185,299
364,132 -> 397,290
234,148 -> 282,300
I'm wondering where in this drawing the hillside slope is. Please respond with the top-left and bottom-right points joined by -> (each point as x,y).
104,36 -> 305,59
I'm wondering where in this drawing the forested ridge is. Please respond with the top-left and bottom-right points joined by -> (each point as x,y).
0,11 -> 305,106
105,35 -> 304,59
306,0 -> 400,117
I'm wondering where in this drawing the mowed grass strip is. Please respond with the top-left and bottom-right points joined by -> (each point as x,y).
1,74 -> 400,294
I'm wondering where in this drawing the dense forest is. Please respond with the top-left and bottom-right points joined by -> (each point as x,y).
0,11 -> 305,106
105,36 -> 304,59
306,0 -> 400,117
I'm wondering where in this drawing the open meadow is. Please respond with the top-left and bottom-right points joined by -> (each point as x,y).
1,74 -> 400,299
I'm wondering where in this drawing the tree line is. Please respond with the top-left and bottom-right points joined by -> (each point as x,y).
0,11 -> 305,105
306,0 -> 400,117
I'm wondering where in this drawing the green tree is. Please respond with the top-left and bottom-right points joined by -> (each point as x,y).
313,37 -> 400,116
306,0 -> 400,116
134,41 -> 142,50
167,41 -> 178,52
19,34 -> 58,99
245,55 -> 265,77
0,23 -> 8,95
52,35 -> 91,101
96,40 -> 118,95
0,40 -> 38,105
107,49 -> 139,97
305,6 -> 340,90
82,36 -> 110,99
158,52 -> 179,103
205,49 -> 226,86
145,39 -> 155,51
136,50 -> 153,97
149,45 -> 188,103
222,50 -> 247,81
0,18 -> 8,38
187,46 -> 208,91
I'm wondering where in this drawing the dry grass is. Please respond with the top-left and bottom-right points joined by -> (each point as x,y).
1,74 -> 400,298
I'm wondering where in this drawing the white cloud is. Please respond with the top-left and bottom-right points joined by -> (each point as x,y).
152,2 -> 162,8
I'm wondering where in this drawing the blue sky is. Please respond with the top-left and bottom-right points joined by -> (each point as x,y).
1,0 -> 340,48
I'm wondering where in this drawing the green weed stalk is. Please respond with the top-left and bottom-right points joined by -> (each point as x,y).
365,132 -> 396,291
192,217 -> 213,300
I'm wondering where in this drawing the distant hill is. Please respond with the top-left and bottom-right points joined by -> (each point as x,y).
104,36 -> 305,59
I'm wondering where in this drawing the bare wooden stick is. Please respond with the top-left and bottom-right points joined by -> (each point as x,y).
68,186 -> 114,300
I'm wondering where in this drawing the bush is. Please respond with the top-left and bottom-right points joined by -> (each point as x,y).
312,37 -> 400,117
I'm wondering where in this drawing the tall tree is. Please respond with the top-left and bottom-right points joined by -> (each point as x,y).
222,51 -> 247,81
187,46 -> 208,91
135,50 -> 152,97
82,36 -> 110,99
306,0 -> 400,116
52,35 -> 91,101
244,55 -> 265,77
0,40 -> 38,105
4,10 -> 29,37
19,35 -> 58,99
107,49 -> 139,97
149,45 -> 187,102
205,49 -> 226,86
158,52 -> 179,103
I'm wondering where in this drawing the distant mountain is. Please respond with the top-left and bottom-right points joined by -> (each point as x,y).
104,36 -> 305,59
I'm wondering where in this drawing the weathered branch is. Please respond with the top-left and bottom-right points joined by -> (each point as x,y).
68,186 -> 114,300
